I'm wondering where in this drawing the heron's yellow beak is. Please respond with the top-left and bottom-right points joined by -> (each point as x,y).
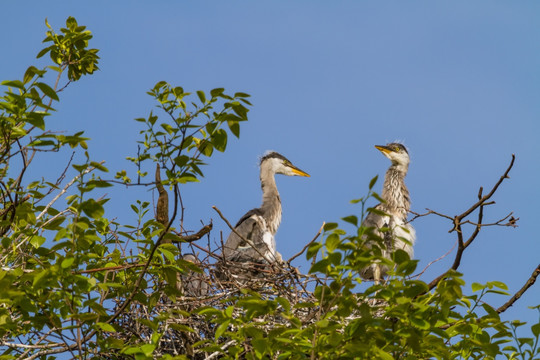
290,166 -> 310,177
375,145 -> 393,154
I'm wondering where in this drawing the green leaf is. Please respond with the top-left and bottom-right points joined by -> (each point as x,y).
90,161 -> 109,172
25,112 -> 47,130
212,129 -> 227,152
215,320 -> 230,339
198,140 -> 213,157
23,66 -> 43,84
471,282 -> 485,292
309,259 -> 330,274
369,175 -> 378,189
376,349 -> 394,360
323,223 -> 338,231
86,180 -> 113,188
306,242 -> 322,260
178,173 -> 199,184
227,120 -> 240,138
342,215 -> 358,226
61,257 -> 75,269
66,16 -> 78,31
367,207 -> 388,217
487,280 -> 508,290
35,82 -> 59,101
36,46 -> 53,59
231,103 -> 248,120
531,323 -> 540,337
210,88 -> 225,98
32,269 -> 50,288
410,316 -> 430,330
81,199 -> 105,219
29,235 -> 46,249
326,233 -> 340,252
196,90 -> 206,103
1,80 -> 25,89
43,216 -> 66,230
174,155 -> 190,167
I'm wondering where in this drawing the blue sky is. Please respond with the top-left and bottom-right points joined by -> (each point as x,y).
2,1 -> 539,329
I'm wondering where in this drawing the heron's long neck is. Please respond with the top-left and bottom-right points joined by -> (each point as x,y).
381,164 -> 410,219
260,166 -> 282,235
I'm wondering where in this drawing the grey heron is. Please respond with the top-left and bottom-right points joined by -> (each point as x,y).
361,143 -> 416,283
222,152 -> 310,265
181,253 -> 209,297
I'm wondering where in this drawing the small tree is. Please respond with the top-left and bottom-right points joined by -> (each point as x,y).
0,17 -> 538,360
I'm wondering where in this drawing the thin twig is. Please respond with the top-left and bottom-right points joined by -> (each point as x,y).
37,162 -> 104,220
288,222 -> 325,263
413,239 -> 458,279
457,154 -> 515,222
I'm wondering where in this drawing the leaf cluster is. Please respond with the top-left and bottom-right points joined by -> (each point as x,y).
125,82 -> 251,186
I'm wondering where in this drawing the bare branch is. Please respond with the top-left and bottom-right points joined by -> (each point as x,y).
460,212 -> 518,230
288,222 -> 325,263
409,209 -> 453,223
172,223 -> 213,244
457,154 -> 515,222
497,264 -> 540,314
427,155 -> 517,291
413,239 -> 458,279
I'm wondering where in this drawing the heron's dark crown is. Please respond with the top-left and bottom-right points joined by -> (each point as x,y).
260,151 -> 290,165
387,142 -> 409,154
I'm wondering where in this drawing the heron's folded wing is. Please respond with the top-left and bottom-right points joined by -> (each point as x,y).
222,211 -> 265,260
362,204 -> 389,231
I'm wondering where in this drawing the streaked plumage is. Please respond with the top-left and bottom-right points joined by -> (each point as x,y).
222,152 -> 310,264
181,253 -> 209,297
361,143 -> 416,283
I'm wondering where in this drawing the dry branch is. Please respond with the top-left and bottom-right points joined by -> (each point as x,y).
497,264 -> 540,314
427,154 -> 517,291
288,222 -> 325,263
172,223 -> 213,243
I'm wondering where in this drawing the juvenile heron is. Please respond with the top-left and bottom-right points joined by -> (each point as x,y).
181,253 -> 209,297
361,143 -> 416,283
222,152 -> 310,264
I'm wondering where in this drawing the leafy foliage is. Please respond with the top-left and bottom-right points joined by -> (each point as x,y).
0,17 -> 539,360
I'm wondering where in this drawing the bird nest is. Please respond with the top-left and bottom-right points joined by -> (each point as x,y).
106,255 -> 324,359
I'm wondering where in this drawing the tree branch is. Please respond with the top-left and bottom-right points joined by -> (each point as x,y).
457,154 -> 515,222
428,155 -> 516,291
497,264 -> 540,314
288,222 -> 325,263
172,223 -> 213,243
